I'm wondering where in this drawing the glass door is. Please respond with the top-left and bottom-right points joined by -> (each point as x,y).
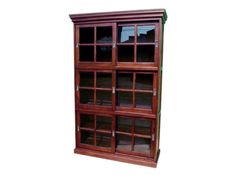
77,113 -> 113,152
116,71 -> 157,113
76,113 -> 155,156
76,23 -> 158,66
117,23 -> 158,65
75,70 -> 114,109
75,23 -> 116,65
115,116 -> 155,157
96,72 -> 113,106
78,26 -> 94,62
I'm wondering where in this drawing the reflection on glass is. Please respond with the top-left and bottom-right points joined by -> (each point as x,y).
137,25 -> 155,43
135,92 -> 152,109
80,72 -> 94,87
79,27 -> 94,43
96,73 -> 112,88
80,114 -> 94,128
117,91 -> 133,107
117,117 -> 132,133
96,133 -> 111,148
96,116 -> 112,131
81,130 -> 94,145
80,89 -> 94,104
116,134 -> 132,151
79,46 -> 94,62
118,26 -> 135,43
134,119 -> 151,135
96,46 -> 112,62
96,26 -> 112,43
118,45 -> 134,62
136,74 -> 153,90
137,45 -> 154,62
117,73 -> 133,89
96,91 -> 112,106
134,137 -> 151,154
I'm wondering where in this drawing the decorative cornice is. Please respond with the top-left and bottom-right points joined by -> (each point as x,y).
69,9 -> 167,24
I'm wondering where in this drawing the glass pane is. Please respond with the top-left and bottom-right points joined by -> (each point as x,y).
134,137 -> 151,154
137,25 -> 155,43
96,133 -> 112,148
81,130 -> 94,145
134,119 -> 151,135
118,26 -> 135,43
137,45 -> 154,62
96,26 -> 112,43
96,90 -> 112,106
117,91 -> 133,107
117,73 -> 133,89
116,134 -> 132,151
80,89 -> 94,104
79,46 -> 94,62
79,27 -> 94,43
96,73 -> 112,88
117,117 -> 132,133
96,46 -> 112,62
118,45 -> 134,62
80,72 -> 94,87
135,92 -> 152,109
136,74 -> 153,90
96,116 -> 112,131
80,114 -> 94,128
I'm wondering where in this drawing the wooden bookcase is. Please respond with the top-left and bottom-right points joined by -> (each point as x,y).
69,9 -> 167,167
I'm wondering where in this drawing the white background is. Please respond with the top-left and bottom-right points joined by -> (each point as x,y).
0,0 -> 236,176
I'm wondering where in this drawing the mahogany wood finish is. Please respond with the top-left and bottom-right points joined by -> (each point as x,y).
70,9 -> 167,168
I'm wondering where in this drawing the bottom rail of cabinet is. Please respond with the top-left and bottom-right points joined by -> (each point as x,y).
74,147 -> 160,168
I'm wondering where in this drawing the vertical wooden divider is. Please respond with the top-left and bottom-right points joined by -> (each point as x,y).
131,119 -> 135,151
94,26 -> 97,62
112,23 -> 117,153
153,72 -> 158,115
94,115 -> 96,146
94,72 -> 97,105
154,22 -> 159,66
112,114 -> 116,153
150,119 -> 155,158
133,73 -> 136,108
155,18 -> 163,161
75,25 -> 80,149
134,24 -> 137,63
112,70 -> 116,153
75,25 -> 79,66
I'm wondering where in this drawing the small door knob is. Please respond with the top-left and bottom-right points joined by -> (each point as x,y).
153,89 -> 157,96
152,133 -> 155,141
155,40 -> 158,48
112,42 -> 116,48
112,87 -> 115,94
